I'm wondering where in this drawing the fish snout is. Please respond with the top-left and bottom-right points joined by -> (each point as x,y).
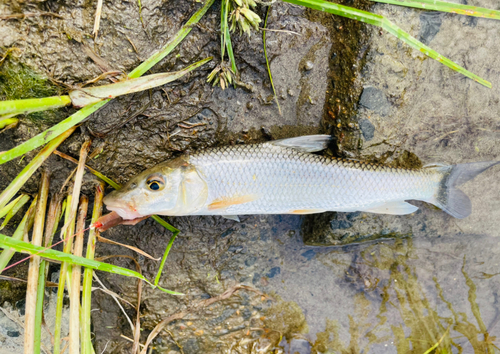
103,196 -> 141,220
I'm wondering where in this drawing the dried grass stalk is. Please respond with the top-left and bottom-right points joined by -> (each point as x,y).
69,196 -> 88,354
24,170 -> 50,354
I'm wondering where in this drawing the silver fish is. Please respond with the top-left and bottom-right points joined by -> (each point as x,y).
103,135 -> 498,220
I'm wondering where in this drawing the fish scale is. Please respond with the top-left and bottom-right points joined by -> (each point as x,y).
189,142 -> 441,215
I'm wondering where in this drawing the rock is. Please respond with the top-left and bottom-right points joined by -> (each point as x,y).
304,61 -> 314,71
303,212 -> 413,246
181,338 -> 200,354
359,118 -> 375,141
266,267 -> 281,278
359,86 -> 390,116
419,12 -> 443,45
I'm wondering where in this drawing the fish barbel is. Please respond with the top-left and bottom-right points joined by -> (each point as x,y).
102,135 -> 498,222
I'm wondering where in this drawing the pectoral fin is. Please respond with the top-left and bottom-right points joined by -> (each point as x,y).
363,201 -> 418,215
208,194 -> 257,210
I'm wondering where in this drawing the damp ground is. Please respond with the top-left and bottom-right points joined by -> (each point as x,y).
1,0 -> 500,353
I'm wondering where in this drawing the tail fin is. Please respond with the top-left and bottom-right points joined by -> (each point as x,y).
427,161 -> 499,219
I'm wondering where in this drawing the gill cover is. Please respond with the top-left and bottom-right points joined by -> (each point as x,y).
169,159 -> 208,215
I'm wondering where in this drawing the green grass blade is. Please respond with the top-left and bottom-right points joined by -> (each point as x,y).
381,20 -> 490,87
371,0 -> 500,20
0,107 -> 86,166
156,284 -> 184,295
221,0 -> 238,75
0,126 -> 76,210
129,0 -> 215,78
0,0 -> 216,166
225,24 -> 238,75
152,216 -> 180,283
221,0 -> 227,59
0,233 -> 154,283
0,194 -> 30,230
0,96 -> 72,116
34,259 -> 47,354
0,117 -> 19,129
0,195 -> 23,219
0,197 -> 37,272
281,0 -> 491,88
263,6 -> 281,115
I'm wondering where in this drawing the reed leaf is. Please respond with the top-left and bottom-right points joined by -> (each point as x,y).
0,197 -> 37,273
370,0 -> 500,20
0,126 -> 76,210
281,0 -> 491,88
0,194 -> 30,230
0,233 -> 154,283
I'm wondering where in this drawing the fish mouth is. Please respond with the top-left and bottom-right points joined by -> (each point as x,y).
104,198 -> 142,220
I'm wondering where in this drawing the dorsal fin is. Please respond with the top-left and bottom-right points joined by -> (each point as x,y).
271,135 -> 331,153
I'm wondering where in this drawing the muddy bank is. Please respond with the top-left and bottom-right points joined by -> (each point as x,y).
1,0 -> 500,353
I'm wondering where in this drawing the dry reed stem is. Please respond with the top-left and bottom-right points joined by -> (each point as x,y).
53,192 -> 75,354
34,193 -> 63,353
81,182 -> 104,354
24,170 -> 50,354
69,196 -> 88,354
0,12 -> 63,20
92,253 -> 144,353
132,265 -> 143,354
92,273 -> 135,333
61,140 -> 91,235
97,235 -> 160,261
93,0 -> 104,39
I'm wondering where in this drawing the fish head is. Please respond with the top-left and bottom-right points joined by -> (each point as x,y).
103,156 -> 208,219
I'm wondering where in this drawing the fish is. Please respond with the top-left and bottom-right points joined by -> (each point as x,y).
99,135 -> 498,227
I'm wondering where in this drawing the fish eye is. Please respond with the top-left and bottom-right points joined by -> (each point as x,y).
146,175 -> 165,192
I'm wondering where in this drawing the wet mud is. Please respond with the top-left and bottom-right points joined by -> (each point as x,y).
1,0 -> 500,352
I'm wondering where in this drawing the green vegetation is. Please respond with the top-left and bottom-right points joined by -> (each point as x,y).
371,0 -> 500,19
0,60 -> 67,124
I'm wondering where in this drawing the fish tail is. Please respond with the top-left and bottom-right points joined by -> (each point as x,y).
426,161 -> 499,219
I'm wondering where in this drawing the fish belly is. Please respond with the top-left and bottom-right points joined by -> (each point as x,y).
190,144 -> 440,215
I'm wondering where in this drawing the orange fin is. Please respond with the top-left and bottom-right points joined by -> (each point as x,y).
208,194 -> 257,210
289,209 -> 325,215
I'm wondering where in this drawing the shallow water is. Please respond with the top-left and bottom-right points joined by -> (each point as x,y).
237,215 -> 500,353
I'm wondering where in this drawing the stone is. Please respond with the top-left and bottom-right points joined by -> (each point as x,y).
359,86 -> 390,116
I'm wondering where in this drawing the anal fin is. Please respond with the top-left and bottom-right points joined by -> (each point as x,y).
364,201 -> 418,215
288,208 -> 326,215
222,215 -> 240,222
